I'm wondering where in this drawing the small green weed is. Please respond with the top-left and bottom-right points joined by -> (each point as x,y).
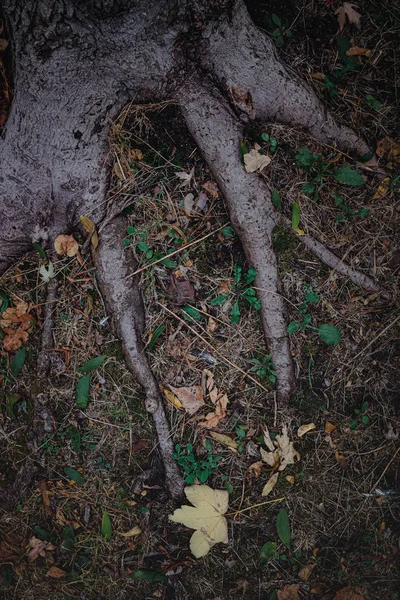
349,400 -> 370,430
365,94 -> 382,111
210,265 -> 260,324
249,353 -> 277,384
269,13 -> 293,48
287,284 -> 341,345
334,194 -> 370,222
261,132 -> 278,152
232,418 -> 248,452
173,441 -> 222,484
123,225 -> 179,268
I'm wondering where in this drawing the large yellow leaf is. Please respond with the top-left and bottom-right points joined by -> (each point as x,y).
169,485 -> 229,558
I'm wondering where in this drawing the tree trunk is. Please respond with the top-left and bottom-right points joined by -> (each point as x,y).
0,0 -> 381,500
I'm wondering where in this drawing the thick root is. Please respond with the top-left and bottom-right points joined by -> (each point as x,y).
178,77 -> 295,405
94,217 -> 184,500
202,0 -> 370,156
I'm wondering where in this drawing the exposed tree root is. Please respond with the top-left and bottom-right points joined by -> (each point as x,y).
94,217 -> 184,500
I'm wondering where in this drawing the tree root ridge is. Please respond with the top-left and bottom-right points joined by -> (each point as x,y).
94,217 -> 184,500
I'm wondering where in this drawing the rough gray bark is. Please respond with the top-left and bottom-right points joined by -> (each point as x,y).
0,0 -> 382,500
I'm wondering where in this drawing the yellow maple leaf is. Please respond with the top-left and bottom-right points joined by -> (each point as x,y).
169,485 -> 229,558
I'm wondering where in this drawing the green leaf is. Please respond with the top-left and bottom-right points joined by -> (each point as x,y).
137,241 -> 149,252
33,526 -> 54,542
318,324 -> 341,345
64,467 -> 85,484
271,13 -> 282,27
131,570 -> 167,582
287,321 -> 301,334
10,348 -> 26,377
233,265 -> 242,284
272,188 -> 281,210
357,208 -> 370,218
161,257 -> 178,268
62,526 -> 76,552
8,394 -> 21,420
245,295 -> 261,310
78,355 -> 106,373
182,305 -> 201,322
361,415 -> 369,425
101,509 -> 112,540
295,147 -> 314,168
222,226 -> 236,238
230,299 -> 240,324
76,374 -> 90,409
245,268 -> 257,286
291,202 -> 300,229
68,426 -> 81,453
259,541 -> 277,565
126,225 -> 136,235
123,238 -> 130,247
305,291 -> 319,304
32,241 -> 47,260
276,508 -> 291,549
361,400 -> 369,412
302,182 -> 315,195
357,147 -> 376,163
333,165 -> 365,186
261,133 -> 270,142
148,323 -> 166,351
210,294 -> 229,306
0,290 -> 9,313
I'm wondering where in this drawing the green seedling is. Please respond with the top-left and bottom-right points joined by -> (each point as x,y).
287,284 -> 341,345
232,418 -> 248,452
334,194 -> 370,222
249,353 -> 277,384
349,400 -> 370,431
173,441 -> 222,484
296,146 -> 365,201
210,265 -> 260,324
269,13 -> 293,48
123,225 -> 178,268
261,132 -> 278,152
323,35 -> 362,99
365,94 -> 382,111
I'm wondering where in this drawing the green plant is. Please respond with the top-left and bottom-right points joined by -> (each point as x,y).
123,225 -> 178,268
365,94 -> 382,111
210,265 -> 260,324
349,400 -> 370,430
249,353 -> 277,384
261,132 -> 278,152
287,284 -> 341,346
232,418 -> 248,452
269,13 -> 292,48
334,194 -> 370,222
172,441 -> 222,484
295,147 -> 365,201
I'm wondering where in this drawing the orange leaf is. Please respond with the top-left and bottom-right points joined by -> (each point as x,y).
334,586 -> 364,600
346,46 -> 371,57
277,584 -> 301,600
46,566 -> 66,578
3,327 -> 29,351
54,234 -> 79,257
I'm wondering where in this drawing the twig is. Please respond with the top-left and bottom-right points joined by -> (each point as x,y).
369,445 -> 400,494
158,303 -> 272,395
127,223 -> 229,278
350,312 -> 400,364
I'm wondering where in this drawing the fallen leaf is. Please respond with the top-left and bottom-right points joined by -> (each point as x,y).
0,38 -> 8,51
39,261 -> 55,283
346,46 -> 371,57
324,421 -> 337,433
196,192 -> 209,211
207,316 -> 217,333
176,167 -> 194,188
260,447 -> 279,468
161,387 -> 183,410
54,234 -> 79,257
261,426 -> 300,472
335,3 -> 362,32
248,461 -> 264,478
204,369 -> 215,392
371,177 -> 390,200
169,485 -> 229,558
335,449 -> 347,469
46,566 -> 66,578
118,526 -> 142,537
376,137 -> 400,167
333,586 -> 364,600
80,215 -> 99,249
0,533 -> 26,562
39,480 -> 54,516
198,392 -> 228,429
27,537 -> 49,562
184,193 -> 195,216
170,385 -> 204,415
277,583 -> 301,600
210,432 -> 238,452
113,161 -> 125,180
286,475 -> 295,485
298,562 -> 316,581
262,472 -> 279,497
297,423 -> 316,437
3,327 -> 29,351
130,148 -> 143,161
244,149 -> 271,173
202,181 -> 219,198
168,275 -> 195,305
263,428 -> 275,452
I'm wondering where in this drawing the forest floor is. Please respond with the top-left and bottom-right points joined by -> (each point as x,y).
0,1 -> 399,599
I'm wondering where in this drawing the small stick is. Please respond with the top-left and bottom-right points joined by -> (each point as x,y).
225,496 -> 285,517
158,303 -> 271,395
369,445 -> 400,494
127,223 -> 229,278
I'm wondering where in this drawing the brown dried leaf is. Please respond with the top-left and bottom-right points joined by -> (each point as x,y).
298,562 -> 316,581
198,392 -> 228,429
39,480 -> 54,516
335,449 -> 347,469
113,161 -> 126,181
376,137 -> 400,168
276,426 -> 301,471
244,149 -> 271,173
168,275 -> 195,305
260,447 -> 279,468
333,586 -> 364,600
248,461 -> 264,478
210,432 -> 238,452
335,3 -> 362,32
79,215 -> 99,249
286,475 -> 295,485
262,472 -> 279,497
324,421 -> 337,433
346,46 -> 371,57
202,180 -> 219,198
54,234 -> 79,257
46,566 -> 66,578
27,536 -> 49,562
118,525 -> 142,537
161,387 -> 183,410
277,583 -> 301,600
170,385 -> 204,415
297,423 -> 316,437
130,148 -> 143,161
3,327 -> 29,351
